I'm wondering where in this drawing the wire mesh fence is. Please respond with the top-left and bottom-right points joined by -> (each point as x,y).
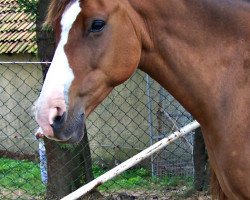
0,62 -> 199,200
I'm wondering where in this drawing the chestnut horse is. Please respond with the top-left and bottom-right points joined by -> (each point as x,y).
34,0 -> 250,199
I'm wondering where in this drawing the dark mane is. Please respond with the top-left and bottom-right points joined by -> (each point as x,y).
44,0 -> 71,27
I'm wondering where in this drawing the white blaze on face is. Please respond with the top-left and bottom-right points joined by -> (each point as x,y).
35,0 -> 81,137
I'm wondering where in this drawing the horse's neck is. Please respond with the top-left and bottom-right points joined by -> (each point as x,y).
131,0 -> 250,126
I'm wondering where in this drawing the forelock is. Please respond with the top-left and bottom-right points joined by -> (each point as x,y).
44,0 -> 73,27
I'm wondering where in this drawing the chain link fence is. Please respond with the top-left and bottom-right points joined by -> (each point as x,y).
0,62 -> 198,199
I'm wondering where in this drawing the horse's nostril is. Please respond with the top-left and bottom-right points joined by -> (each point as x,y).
54,114 -> 64,123
51,112 -> 66,130
81,112 -> 84,118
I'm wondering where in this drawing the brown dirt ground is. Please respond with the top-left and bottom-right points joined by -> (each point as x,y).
0,187 -> 211,200
0,187 -> 42,200
101,187 -> 211,200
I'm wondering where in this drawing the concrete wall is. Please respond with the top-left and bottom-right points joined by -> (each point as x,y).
0,54 -> 42,155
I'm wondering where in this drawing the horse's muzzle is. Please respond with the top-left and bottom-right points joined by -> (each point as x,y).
51,111 -> 85,143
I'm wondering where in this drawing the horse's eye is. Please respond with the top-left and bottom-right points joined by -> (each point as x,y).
89,20 -> 106,33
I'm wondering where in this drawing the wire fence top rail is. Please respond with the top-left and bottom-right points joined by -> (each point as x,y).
0,61 -> 51,64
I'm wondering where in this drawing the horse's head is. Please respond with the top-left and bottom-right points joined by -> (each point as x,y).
35,0 -> 143,143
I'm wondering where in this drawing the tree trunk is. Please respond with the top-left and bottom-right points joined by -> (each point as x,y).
36,0 -> 55,78
36,1 -> 97,199
80,127 -> 95,183
193,127 -> 209,191
44,129 -> 98,199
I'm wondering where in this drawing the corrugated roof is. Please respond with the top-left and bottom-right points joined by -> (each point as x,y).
0,0 -> 37,54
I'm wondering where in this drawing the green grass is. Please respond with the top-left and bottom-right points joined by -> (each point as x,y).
0,157 -> 193,196
92,165 -> 193,192
0,157 -> 46,196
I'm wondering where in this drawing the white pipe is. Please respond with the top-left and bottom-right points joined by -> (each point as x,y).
61,120 -> 200,200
